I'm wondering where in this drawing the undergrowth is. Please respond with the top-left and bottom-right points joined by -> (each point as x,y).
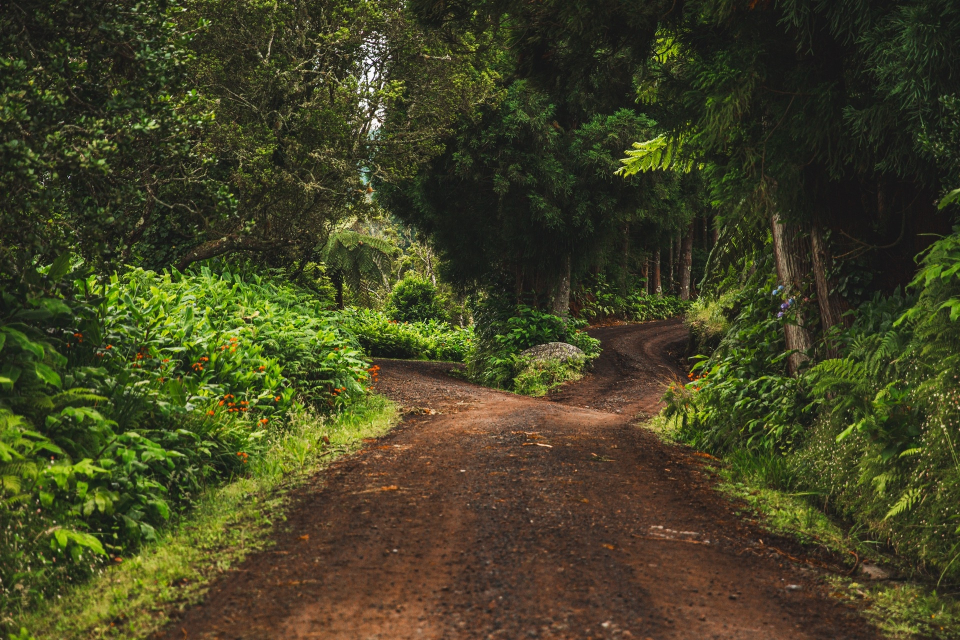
574,273 -> 689,323
0,263 -> 375,632
654,413 -> 960,639
659,228 -> 960,638
467,299 -> 600,394
14,395 -> 396,639
339,308 -> 472,362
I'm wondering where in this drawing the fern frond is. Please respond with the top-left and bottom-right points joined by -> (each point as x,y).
616,135 -> 698,176
884,487 -> 923,521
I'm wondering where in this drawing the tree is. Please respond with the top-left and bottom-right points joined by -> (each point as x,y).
619,0 -> 960,358
162,0 -> 495,271
382,77 -> 691,313
319,230 -> 396,309
0,0 -> 212,280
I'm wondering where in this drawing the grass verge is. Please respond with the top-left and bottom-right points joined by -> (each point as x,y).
15,395 -> 397,640
649,412 -> 960,640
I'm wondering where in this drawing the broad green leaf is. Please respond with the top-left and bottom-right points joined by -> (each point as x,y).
33,362 -> 62,388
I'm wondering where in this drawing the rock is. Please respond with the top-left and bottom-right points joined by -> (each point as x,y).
860,563 -> 891,580
519,342 -> 585,364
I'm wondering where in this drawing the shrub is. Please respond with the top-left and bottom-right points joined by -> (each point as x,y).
0,264 -> 373,626
669,229 -> 960,580
466,303 -> 600,392
339,308 -> 472,362
385,276 -> 448,323
512,355 -> 589,397
664,270 -> 808,454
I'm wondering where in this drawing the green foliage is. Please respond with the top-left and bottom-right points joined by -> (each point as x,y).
466,301 -> 600,392
15,397 -> 396,640
385,276 -> 448,324
320,231 -> 397,308
674,228 -> 960,580
512,356 -> 588,397
382,79 -> 692,301
0,264 -> 373,627
340,309 -> 472,362
685,292 -> 735,356
0,0 -> 214,277
574,274 -> 689,323
666,270 -> 810,453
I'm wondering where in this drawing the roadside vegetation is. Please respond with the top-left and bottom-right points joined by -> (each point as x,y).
6,0 -> 960,637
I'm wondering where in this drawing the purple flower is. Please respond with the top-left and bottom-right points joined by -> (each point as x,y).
777,311 -> 785,318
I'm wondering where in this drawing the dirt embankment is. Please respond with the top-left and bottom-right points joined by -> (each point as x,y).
160,319 -> 877,640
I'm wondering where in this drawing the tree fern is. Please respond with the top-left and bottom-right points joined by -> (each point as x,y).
319,230 -> 397,308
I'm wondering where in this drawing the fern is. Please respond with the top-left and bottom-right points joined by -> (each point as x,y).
884,487 -> 923,521
616,135 -> 698,176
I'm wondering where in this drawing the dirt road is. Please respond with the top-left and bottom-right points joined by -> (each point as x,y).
161,319 -> 877,640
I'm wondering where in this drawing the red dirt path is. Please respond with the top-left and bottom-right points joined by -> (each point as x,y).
159,319 -> 877,640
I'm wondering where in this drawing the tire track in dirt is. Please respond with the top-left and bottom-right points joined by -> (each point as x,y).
159,319 -> 877,640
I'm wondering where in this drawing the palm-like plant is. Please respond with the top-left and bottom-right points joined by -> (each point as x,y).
319,230 -> 396,308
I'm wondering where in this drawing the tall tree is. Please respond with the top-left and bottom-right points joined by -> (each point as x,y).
0,0 -> 211,279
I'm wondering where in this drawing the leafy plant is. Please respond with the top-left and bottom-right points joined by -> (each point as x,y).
385,275 -> 448,323
466,302 -> 600,392
0,263 -> 375,627
339,308 -> 472,362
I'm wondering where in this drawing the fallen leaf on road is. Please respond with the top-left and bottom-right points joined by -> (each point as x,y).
601,544 -> 616,550
299,534 -> 309,541
380,485 -> 399,491
535,443 -> 553,448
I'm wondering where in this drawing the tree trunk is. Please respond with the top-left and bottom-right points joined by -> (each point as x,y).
674,234 -> 682,295
668,238 -> 675,295
551,254 -> 571,318
702,215 -> 709,250
620,223 -> 630,294
680,223 -> 694,301
653,249 -> 662,295
770,212 -> 813,374
332,272 -> 345,310
810,214 -> 850,355
641,258 -> 649,294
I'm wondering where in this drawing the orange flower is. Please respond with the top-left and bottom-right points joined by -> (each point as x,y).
207,410 -> 215,416
258,365 -> 266,371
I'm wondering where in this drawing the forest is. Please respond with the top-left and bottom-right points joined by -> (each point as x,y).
2,0 -> 960,637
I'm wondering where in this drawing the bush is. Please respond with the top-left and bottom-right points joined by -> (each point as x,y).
664,270 -> 809,454
512,355 -> 589,397
339,308 -> 473,362
467,303 -> 600,392
685,292 -> 735,356
0,264 -> 373,626
668,229 -> 960,580
385,276 -> 448,323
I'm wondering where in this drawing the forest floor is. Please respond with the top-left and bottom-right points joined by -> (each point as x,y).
158,319 -> 880,640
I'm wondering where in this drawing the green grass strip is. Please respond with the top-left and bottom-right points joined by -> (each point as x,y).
15,396 -> 397,640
